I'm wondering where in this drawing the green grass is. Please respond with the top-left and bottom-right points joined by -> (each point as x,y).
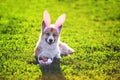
0,0 -> 120,80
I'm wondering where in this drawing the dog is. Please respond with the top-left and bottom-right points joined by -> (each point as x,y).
34,10 -> 74,65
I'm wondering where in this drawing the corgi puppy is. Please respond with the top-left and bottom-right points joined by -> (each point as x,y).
34,10 -> 74,65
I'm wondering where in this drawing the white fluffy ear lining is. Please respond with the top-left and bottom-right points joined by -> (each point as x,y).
43,10 -> 51,27
55,14 -> 66,28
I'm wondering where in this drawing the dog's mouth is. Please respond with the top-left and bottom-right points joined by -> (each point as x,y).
45,38 -> 55,45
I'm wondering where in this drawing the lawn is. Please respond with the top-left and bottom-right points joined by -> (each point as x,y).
0,0 -> 120,80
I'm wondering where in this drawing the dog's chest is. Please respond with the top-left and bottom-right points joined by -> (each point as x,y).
41,43 -> 59,58
43,49 -> 58,57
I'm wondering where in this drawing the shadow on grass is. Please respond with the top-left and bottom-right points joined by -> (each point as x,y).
28,58 -> 66,80
40,58 -> 66,80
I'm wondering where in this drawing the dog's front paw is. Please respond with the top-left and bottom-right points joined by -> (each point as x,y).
38,57 -> 53,65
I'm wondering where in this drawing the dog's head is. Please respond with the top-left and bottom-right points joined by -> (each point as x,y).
41,11 -> 66,45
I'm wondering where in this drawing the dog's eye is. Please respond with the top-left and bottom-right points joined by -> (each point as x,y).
53,34 -> 56,36
46,33 -> 50,36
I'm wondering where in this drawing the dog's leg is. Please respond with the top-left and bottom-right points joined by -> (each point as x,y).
59,42 -> 74,56
34,47 -> 42,64
55,53 -> 61,59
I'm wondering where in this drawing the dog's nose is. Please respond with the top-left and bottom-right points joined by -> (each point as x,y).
49,39 -> 53,42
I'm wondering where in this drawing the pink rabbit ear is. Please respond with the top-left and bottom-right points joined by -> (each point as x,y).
55,14 -> 66,28
43,10 -> 51,27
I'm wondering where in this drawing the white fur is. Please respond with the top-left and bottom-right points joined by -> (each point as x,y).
36,32 -> 61,59
34,10 -> 74,65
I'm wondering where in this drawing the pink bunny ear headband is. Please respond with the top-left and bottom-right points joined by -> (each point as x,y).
42,10 -> 66,34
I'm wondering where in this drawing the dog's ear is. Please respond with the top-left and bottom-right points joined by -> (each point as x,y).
55,14 -> 66,33
42,10 -> 51,31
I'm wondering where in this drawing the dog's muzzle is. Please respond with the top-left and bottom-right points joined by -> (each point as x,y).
45,38 -> 55,45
